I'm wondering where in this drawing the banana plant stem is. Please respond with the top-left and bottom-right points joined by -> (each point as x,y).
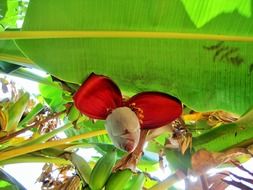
0,129 -> 107,161
1,31 -> 253,42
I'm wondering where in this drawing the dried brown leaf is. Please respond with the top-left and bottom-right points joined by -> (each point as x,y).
180,137 -> 188,155
66,176 -> 81,190
204,111 -> 239,126
37,163 -> 77,190
192,149 -> 217,175
207,173 -> 229,190
192,148 -> 250,175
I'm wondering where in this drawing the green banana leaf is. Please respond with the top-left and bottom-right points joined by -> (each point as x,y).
39,77 -> 68,112
0,0 -> 7,20
13,0 -> 253,115
18,103 -> 43,127
193,106 -> 253,151
0,62 -> 20,73
0,0 -> 17,30
0,0 -> 252,153
165,149 -> 191,173
0,40 -> 34,67
0,40 -> 23,57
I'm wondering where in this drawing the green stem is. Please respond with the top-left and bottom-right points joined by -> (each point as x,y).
0,31 -> 253,42
21,122 -> 72,147
148,170 -> 186,190
0,129 -> 107,161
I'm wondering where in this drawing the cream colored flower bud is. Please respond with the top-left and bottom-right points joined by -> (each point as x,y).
105,107 -> 140,152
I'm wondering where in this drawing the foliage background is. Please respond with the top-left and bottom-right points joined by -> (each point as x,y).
0,0 -> 253,189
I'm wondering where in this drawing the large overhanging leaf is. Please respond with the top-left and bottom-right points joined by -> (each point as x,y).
14,0 -> 253,115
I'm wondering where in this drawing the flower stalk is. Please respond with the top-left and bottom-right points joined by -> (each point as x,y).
0,129 -> 107,161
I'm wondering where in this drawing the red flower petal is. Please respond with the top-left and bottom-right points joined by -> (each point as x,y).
73,73 -> 123,119
126,92 -> 182,129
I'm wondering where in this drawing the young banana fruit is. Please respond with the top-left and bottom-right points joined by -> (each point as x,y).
126,172 -> 145,190
105,169 -> 132,190
89,150 -> 117,190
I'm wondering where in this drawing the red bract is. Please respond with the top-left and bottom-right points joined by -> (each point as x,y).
73,73 -> 122,119
74,73 -> 182,129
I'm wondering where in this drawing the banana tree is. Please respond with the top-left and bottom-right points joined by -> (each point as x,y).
0,0 -> 253,189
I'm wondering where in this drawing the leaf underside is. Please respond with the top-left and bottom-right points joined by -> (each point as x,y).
15,0 -> 253,115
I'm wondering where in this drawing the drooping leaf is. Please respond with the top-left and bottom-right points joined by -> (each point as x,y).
15,0 -> 253,115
